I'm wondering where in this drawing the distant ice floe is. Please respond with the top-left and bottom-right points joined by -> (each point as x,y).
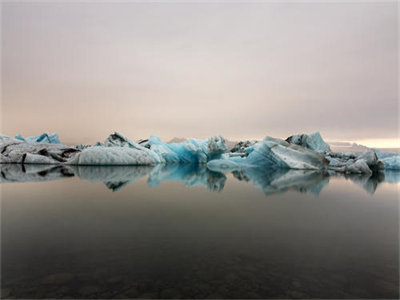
1,131 -> 399,176
374,149 -> 400,170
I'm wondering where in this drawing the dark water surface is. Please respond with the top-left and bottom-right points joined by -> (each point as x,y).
1,165 -> 399,299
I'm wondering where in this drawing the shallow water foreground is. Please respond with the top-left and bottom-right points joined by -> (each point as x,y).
1,165 -> 399,299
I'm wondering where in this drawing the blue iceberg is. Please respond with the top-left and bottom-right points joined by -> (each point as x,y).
15,132 -> 62,144
380,156 -> 400,170
374,149 -> 400,170
146,135 -> 226,164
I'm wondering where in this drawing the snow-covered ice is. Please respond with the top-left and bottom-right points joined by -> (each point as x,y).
67,146 -> 156,166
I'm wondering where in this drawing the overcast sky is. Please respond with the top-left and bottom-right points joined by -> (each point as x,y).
1,2 -> 398,146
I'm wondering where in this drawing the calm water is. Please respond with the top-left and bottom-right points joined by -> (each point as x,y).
1,164 -> 399,299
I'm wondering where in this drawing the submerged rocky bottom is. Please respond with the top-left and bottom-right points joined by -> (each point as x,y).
4,240 -> 397,299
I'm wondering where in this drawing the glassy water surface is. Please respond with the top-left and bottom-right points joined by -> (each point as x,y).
1,164 -> 399,299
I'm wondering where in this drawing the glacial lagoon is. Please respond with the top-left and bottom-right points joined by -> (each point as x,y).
1,165 -> 399,299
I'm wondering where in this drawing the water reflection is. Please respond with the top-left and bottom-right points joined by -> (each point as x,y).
0,164 -> 74,183
339,172 -> 386,195
0,163 -> 398,195
1,164 -> 398,299
229,167 -> 329,196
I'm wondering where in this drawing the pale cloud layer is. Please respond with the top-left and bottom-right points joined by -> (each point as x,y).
1,2 -> 398,145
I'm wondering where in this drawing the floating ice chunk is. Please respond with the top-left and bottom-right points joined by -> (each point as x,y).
265,137 -> 329,169
15,132 -> 62,144
229,140 -> 258,154
0,137 -> 79,164
0,130 -> 392,174
99,132 -> 163,163
23,153 -> 59,164
373,149 -> 400,170
357,150 -> 385,171
345,159 -> 372,174
147,135 -> 226,164
0,132 -> 226,166
326,150 -> 385,174
146,136 -> 181,163
103,132 -> 143,149
286,132 -> 331,153
91,132 -> 226,165
374,149 -> 398,160
67,146 -> 156,166
380,156 -> 400,170
208,136 -> 329,171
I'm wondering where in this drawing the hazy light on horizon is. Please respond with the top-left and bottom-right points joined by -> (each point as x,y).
352,138 -> 400,149
1,2 -> 398,146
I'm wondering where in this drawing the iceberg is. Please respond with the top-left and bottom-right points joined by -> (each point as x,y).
286,132 -> 331,153
0,132 -> 226,166
0,135 -> 80,164
373,149 -> 400,170
210,134 -> 387,174
144,135 -> 226,164
0,131 -> 396,175
67,146 -> 156,166
208,136 -> 329,171
380,156 -> 400,170
15,132 -> 62,144
68,133 -> 226,166
326,150 -> 385,175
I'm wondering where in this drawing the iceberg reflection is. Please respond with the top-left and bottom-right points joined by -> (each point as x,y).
341,171 -> 385,195
72,165 -> 154,191
222,167 -> 329,196
0,164 -> 74,183
1,163 -> 398,195
147,164 -> 226,192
